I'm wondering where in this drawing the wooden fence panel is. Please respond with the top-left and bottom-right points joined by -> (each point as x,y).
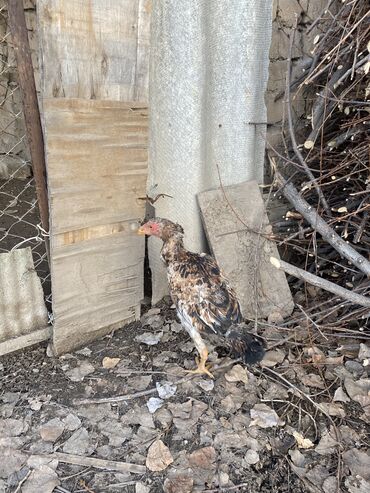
38,0 -> 150,353
38,0 -> 150,101
44,99 -> 147,354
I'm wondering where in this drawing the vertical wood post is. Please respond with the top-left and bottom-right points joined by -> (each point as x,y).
8,0 -> 50,257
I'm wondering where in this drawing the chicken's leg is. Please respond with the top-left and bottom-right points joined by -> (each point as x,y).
186,347 -> 214,379
182,323 -> 214,378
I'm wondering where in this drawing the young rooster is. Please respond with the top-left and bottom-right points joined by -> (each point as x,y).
138,218 -> 265,378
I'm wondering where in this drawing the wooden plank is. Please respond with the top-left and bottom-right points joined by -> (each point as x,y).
43,99 -> 147,354
0,327 -> 51,357
52,230 -> 143,353
198,181 -> 294,320
8,1 -> 49,251
44,99 -> 147,234
37,0 -> 151,101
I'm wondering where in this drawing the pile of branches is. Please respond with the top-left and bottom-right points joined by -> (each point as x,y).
270,0 -> 370,332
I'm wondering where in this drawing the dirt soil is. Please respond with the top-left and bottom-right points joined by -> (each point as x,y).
0,300 -> 370,493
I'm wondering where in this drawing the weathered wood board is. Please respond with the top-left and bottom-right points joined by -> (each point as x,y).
198,181 -> 294,320
0,327 -> 51,357
38,0 -> 151,101
43,98 -> 148,354
38,0 -> 151,353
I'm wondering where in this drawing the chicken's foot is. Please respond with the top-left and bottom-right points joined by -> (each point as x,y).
186,348 -> 214,379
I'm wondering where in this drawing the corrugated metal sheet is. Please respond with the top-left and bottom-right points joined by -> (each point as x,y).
0,247 -> 48,342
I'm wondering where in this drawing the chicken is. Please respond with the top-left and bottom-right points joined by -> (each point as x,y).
138,218 -> 265,378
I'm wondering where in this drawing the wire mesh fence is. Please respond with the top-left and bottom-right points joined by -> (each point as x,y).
0,3 -> 50,308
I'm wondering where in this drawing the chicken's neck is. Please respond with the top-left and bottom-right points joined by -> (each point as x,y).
161,234 -> 186,264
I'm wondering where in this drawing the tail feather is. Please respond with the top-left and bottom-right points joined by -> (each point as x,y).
227,329 -> 265,365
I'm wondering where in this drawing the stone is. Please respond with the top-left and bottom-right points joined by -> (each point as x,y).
146,440 -> 173,472
0,448 -> 27,478
62,428 -> 91,455
22,465 -> 59,493
39,418 -> 65,442
0,155 -> 31,181
164,474 -> 193,493
62,413 -> 82,431
244,449 -> 260,465
147,397 -> 164,414
306,0 -> 328,21
0,418 -> 29,437
65,361 -> 95,382
224,364 -> 249,384
277,0 -> 303,27
188,446 -> 216,469
345,360 -> 365,378
268,59 -> 288,93
270,24 -> 290,61
272,0 -> 278,20
359,344 -> 370,360
219,471 -> 230,486
136,482 -> 150,493
97,419 -> 132,447
102,357 -> 120,369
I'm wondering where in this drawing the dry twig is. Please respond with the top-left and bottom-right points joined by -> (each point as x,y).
73,359 -> 239,405
46,452 -> 146,475
273,169 -> 370,277
286,18 -> 331,216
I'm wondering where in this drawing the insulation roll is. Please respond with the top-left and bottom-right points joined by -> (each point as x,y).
148,0 -> 272,302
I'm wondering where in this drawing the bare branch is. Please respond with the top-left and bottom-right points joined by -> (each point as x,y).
274,169 -> 370,277
270,256 -> 370,308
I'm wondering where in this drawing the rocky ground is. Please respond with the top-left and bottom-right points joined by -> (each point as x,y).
0,300 -> 370,493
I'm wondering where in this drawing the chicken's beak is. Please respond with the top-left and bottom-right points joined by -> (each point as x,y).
137,226 -> 146,235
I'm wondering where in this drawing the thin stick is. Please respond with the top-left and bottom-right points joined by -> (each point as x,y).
306,0 -> 335,33
73,359 -> 239,406
261,367 -> 340,435
54,487 -> 72,493
266,333 -> 299,350
73,385 -> 160,406
14,469 -> 32,493
303,9 -> 370,85
353,211 -> 368,244
106,482 -> 138,490
297,304 -> 328,340
201,483 -> 249,493
50,452 -> 146,475
79,479 -> 96,493
59,467 -> 91,481
286,18 -> 331,216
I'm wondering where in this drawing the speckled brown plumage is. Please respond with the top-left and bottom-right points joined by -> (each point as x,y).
138,218 -> 265,376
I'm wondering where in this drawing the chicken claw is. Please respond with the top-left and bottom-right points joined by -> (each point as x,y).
186,365 -> 214,379
186,351 -> 214,379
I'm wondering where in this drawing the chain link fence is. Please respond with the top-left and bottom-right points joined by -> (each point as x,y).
0,3 -> 50,307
